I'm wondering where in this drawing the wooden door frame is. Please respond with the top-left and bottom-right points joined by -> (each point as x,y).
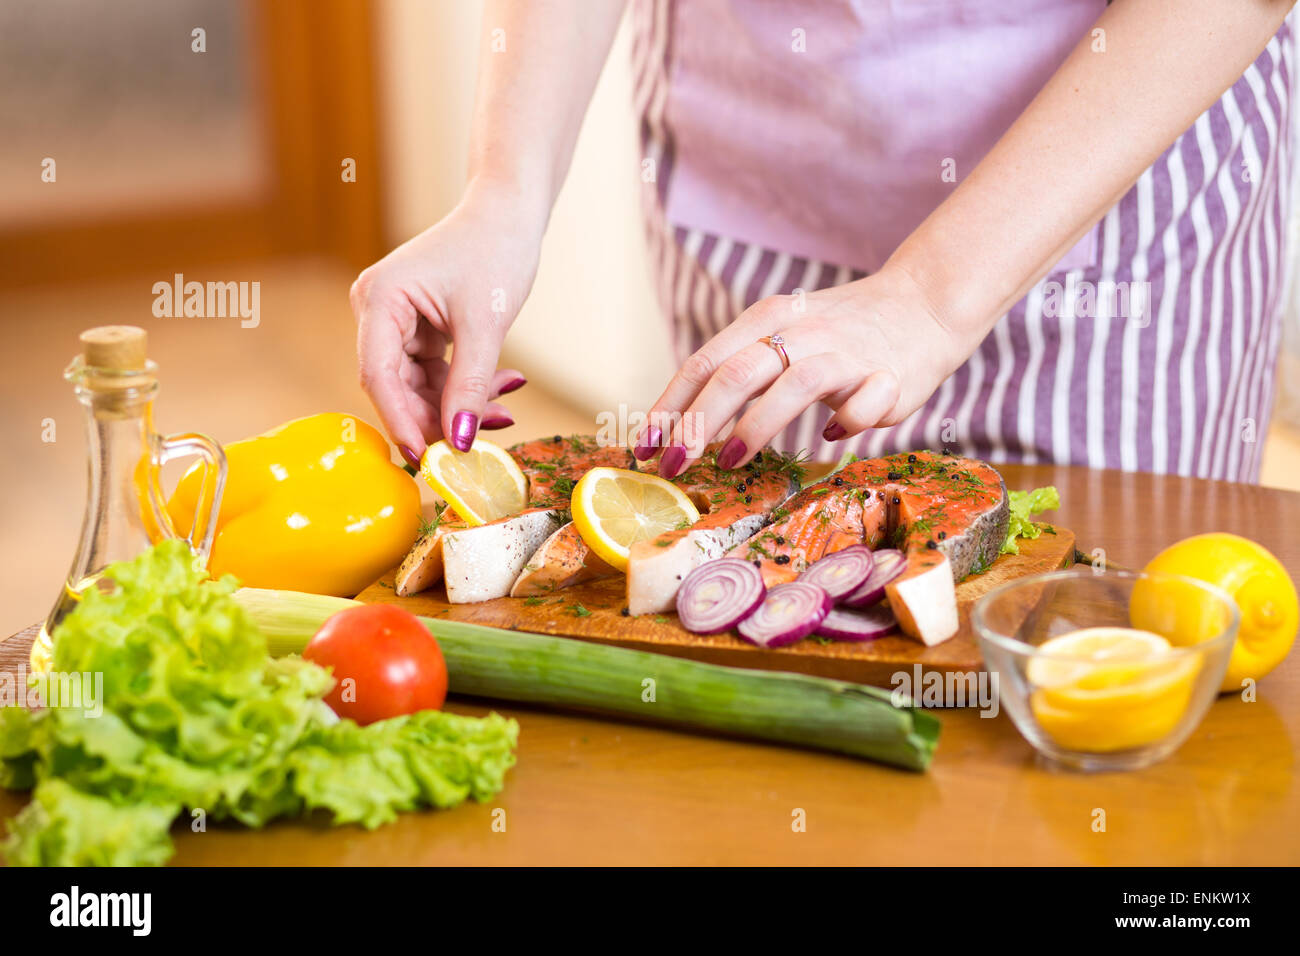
0,0 -> 386,288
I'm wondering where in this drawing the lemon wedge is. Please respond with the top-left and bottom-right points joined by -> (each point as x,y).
571,467 -> 700,572
1027,627 -> 1200,753
419,438 -> 527,526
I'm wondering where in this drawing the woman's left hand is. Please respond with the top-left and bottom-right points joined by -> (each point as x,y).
633,265 -> 970,477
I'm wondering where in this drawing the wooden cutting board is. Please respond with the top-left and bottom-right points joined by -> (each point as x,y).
356,528 -> 1076,689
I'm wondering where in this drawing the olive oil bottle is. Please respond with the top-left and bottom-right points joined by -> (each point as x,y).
32,327 -> 227,671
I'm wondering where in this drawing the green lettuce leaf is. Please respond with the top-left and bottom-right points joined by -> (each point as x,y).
2,539 -> 518,866
1001,486 -> 1061,554
3,779 -> 176,867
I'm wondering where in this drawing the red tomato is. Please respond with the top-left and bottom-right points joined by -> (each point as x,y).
303,604 -> 447,724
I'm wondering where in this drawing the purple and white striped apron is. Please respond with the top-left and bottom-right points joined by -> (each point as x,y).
632,0 -> 1294,482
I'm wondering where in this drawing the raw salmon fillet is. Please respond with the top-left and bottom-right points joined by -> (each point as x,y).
396,435 -> 631,602
728,450 -> 1009,645
514,442 -> 799,599
623,449 -> 801,614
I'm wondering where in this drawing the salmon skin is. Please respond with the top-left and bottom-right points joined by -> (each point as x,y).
514,442 -> 799,599
624,448 -> 802,614
397,435 -> 631,602
728,450 -> 1009,645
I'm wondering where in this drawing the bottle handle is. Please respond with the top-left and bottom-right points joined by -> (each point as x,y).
158,432 -> 228,562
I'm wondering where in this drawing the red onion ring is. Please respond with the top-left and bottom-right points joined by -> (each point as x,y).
798,545 -> 875,600
676,558 -> 766,634
841,549 -> 907,608
737,582 -> 833,648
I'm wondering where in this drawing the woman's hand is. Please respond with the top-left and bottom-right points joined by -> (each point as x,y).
352,178 -> 546,465
633,266 -> 971,477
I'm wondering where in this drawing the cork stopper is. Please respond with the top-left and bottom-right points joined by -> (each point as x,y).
80,326 -> 147,371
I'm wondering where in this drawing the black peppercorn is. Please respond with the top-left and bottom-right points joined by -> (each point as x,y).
908,453 -> 918,462
744,495 -> 752,504
937,531 -> 946,540
892,496 -> 901,505
775,536 -> 785,545
735,482 -> 747,493
926,539 -> 938,550
620,607 -> 630,616
832,476 -> 844,486
775,554 -> 791,565
887,471 -> 902,480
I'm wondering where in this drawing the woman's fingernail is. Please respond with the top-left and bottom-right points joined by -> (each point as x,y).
498,377 -> 527,395
399,445 -> 422,468
823,422 -> 847,442
659,444 -> 686,480
633,425 -> 663,460
481,415 -> 515,430
717,436 -> 747,470
450,411 -> 478,451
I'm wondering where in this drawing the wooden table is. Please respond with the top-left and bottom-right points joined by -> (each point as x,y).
2,463 -> 1296,865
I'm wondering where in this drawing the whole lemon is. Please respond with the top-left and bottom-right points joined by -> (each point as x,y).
1140,533 -> 1297,693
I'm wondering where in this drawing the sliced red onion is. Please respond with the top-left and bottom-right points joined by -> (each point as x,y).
799,545 -> 875,600
737,582 -> 832,648
676,558 -> 766,634
841,549 -> 907,608
815,603 -> 897,641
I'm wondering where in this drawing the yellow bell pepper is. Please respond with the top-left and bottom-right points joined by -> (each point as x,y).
168,413 -> 420,596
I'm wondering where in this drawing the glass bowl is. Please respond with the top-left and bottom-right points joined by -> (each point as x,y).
971,568 -> 1238,771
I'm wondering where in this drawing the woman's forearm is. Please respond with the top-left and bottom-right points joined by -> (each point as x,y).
467,0 -> 627,217
889,0 -> 1293,342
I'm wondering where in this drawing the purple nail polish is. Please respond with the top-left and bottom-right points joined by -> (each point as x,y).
823,422 -> 847,442
633,425 -> 663,461
659,444 -> 686,479
498,377 -> 527,395
399,445 -> 422,468
450,411 -> 478,451
717,436 -> 747,470
481,415 -> 515,430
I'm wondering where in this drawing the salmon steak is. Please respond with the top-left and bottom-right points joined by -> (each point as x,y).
623,449 -> 801,614
515,442 -> 798,599
397,435 -> 631,602
728,450 -> 1009,645
397,435 -> 799,605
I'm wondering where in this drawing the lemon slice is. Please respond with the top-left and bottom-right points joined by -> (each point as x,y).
419,438 -> 527,526
571,467 -> 701,572
1026,627 -> 1172,688
1027,627 -> 1201,753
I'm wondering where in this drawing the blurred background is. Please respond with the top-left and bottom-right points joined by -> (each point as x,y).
1,0 -> 1299,637
0,0 -> 671,636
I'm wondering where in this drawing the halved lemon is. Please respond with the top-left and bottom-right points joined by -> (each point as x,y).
571,467 -> 700,572
1027,627 -> 1200,753
419,438 -> 527,526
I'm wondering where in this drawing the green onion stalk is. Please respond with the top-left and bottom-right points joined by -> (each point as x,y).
233,588 -> 941,772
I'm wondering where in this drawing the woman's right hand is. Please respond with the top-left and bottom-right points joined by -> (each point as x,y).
351,178 -> 546,465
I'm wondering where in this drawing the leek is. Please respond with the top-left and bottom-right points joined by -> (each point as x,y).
233,587 -> 940,771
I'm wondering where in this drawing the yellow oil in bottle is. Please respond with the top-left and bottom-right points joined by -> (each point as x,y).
33,327 -> 226,673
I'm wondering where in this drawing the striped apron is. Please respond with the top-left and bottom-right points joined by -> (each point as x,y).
632,0 -> 1294,482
